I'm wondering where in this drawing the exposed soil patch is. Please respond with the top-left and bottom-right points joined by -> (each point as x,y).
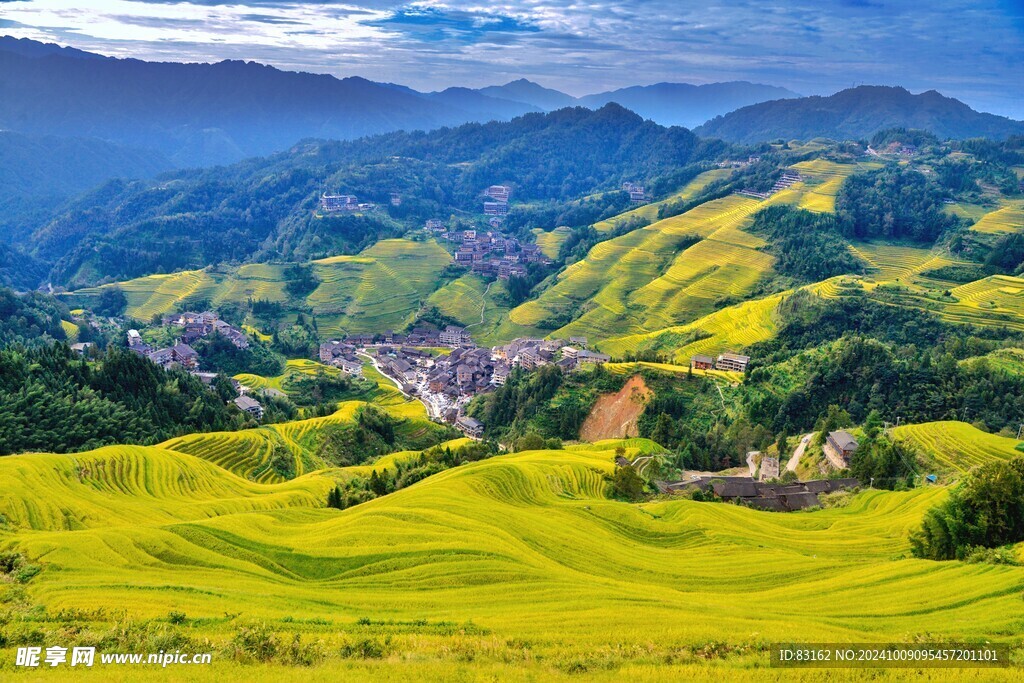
580,375 -> 652,442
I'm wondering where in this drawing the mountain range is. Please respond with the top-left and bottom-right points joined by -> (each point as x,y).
695,85 -> 1024,143
0,37 -> 793,167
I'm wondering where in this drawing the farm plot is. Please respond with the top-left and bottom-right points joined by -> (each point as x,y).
892,421 -> 1023,474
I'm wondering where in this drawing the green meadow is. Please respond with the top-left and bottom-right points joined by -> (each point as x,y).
1,422 -> 1023,680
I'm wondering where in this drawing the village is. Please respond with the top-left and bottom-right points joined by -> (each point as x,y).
319,325 -> 610,437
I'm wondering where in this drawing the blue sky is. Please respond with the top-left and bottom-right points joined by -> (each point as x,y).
2,0 -> 1023,118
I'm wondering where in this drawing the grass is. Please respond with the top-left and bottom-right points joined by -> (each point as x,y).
532,226 -> 572,258
591,168 -> 733,233
63,239 -> 452,336
892,421 -> 1023,474
2,437 -> 1023,679
969,200 -> 1024,234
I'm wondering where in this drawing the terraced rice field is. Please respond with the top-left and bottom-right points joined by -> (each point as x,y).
787,159 -> 877,213
604,361 -> 743,383
892,421 -> 1023,474
425,274 -> 511,346
960,347 -> 1024,375
64,239 -> 452,334
969,200 -> 1024,234
310,239 -> 453,337
602,291 -> 786,362
532,226 -> 572,258
59,319 -> 79,340
506,194 -> 770,342
162,400 -> 441,481
2,438 -> 1022,679
591,168 -> 733,233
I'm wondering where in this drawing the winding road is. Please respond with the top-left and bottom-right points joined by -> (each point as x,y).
787,433 -> 815,472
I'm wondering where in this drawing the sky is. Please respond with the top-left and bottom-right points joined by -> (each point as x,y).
1,0 -> 1023,118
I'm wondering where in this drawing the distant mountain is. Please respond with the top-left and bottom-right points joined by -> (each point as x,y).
579,82 -> 800,129
478,79 -> 577,111
0,35 -> 105,61
0,131 -> 171,242
425,87 -> 540,121
475,79 -> 798,129
0,40 -> 546,167
695,86 -> 1024,143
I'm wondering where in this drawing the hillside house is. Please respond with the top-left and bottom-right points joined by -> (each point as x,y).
759,456 -> 780,481
690,354 -> 714,371
127,329 -> 143,348
825,430 -> 859,468
578,350 -> 610,365
170,343 -> 199,370
338,358 -> 363,376
233,396 -> 264,419
457,416 -> 485,438
484,201 -> 509,216
715,352 -> 750,373
320,193 -> 358,212
440,325 -> 472,347
70,342 -> 94,356
485,185 -> 511,202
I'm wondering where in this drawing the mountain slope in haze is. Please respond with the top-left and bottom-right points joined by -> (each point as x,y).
0,40 -> 543,167
579,81 -> 800,128
425,87 -> 540,120
479,78 -> 578,111
0,131 -> 172,240
476,79 -> 799,128
35,105 -> 720,287
695,85 -> 1024,143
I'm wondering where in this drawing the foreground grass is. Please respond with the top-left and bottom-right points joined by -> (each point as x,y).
2,437 -> 1023,678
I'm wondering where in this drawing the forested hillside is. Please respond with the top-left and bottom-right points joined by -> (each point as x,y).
30,105 -> 720,287
0,345 -> 251,455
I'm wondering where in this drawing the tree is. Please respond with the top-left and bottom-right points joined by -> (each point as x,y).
608,465 -> 645,501
910,457 -> 1024,560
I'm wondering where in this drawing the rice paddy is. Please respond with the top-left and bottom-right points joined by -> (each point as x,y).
969,200 -> 1024,234
160,399 -> 445,482
891,421 -> 1023,474
506,194 -> 773,342
63,239 -> 453,336
532,226 -> 572,258
2,433 -> 1023,679
592,168 -> 733,233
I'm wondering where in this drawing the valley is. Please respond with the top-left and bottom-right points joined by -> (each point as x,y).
2,34 -> 1024,679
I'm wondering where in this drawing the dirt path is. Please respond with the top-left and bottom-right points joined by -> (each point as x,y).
580,375 -> 652,442
787,433 -> 814,472
465,282 -> 492,329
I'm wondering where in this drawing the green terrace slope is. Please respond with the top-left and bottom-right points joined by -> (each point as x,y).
0,445 -> 334,531
892,421 -> 1024,474
3,441 -> 1024,679
64,239 -> 452,336
161,399 -> 448,483
500,160 -> 874,346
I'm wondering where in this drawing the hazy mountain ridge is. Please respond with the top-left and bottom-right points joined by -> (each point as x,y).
695,86 -> 1024,143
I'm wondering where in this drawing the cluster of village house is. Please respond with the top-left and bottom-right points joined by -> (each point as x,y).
424,223 -> 552,279
126,311 -> 269,419
649,429 -> 861,512
318,325 -> 610,436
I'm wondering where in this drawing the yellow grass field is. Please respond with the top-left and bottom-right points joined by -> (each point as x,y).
1,436 -> 1022,680
592,168 -> 733,233
892,421 -> 1024,474
64,239 -> 453,336
969,200 -> 1024,234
